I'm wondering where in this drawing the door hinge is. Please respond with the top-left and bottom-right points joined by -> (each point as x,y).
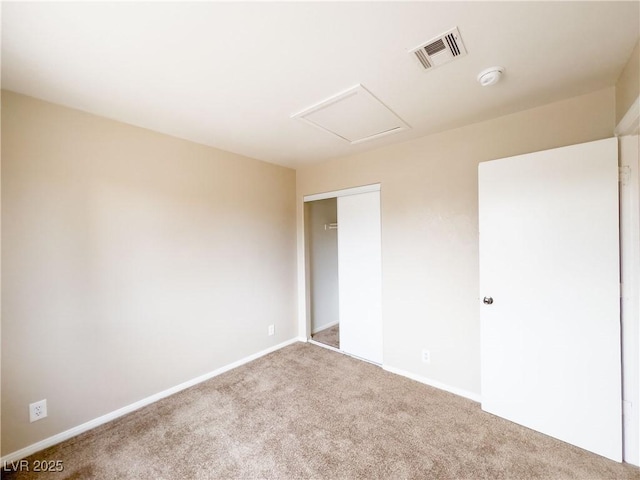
619,166 -> 630,185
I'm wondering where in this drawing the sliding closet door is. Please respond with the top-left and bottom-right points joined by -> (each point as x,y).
338,191 -> 382,364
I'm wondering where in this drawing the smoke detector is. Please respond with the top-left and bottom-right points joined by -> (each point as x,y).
477,67 -> 505,86
409,27 -> 467,71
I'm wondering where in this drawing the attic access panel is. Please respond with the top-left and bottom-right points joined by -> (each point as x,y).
292,85 -> 410,144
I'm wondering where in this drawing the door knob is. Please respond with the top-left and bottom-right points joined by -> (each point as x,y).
483,296 -> 494,305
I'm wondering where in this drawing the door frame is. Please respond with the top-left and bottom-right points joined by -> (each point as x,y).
617,94 -> 640,465
301,183 -> 381,344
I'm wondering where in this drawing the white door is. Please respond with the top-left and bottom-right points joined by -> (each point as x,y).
479,137 -> 621,461
338,191 -> 383,364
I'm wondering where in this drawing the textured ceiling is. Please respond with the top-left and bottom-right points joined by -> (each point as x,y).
2,2 -> 638,167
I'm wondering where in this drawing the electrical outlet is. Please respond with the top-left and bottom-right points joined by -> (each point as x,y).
29,399 -> 47,422
421,349 -> 431,364
268,325 -> 275,336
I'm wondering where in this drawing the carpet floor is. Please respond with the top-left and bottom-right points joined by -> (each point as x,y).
4,342 -> 639,479
311,324 -> 339,349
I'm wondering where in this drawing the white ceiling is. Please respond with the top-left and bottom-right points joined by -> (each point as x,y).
2,2 -> 638,168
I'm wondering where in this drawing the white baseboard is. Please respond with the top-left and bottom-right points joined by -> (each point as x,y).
311,320 -> 339,334
1,337 -> 301,464
382,364 -> 482,403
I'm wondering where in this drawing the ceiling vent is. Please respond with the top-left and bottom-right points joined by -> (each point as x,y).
410,27 -> 467,71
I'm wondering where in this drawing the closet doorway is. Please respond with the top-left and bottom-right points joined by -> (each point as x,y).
306,197 -> 340,348
304,184 -> 382,364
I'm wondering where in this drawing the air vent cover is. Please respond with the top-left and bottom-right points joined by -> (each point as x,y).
410,27 -> 467,71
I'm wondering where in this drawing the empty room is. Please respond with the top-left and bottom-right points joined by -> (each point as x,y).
2,2 -> 640,478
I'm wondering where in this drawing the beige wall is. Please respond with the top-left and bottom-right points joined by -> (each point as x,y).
616,39 -> 640,126
296,87 -> 616,396
1,91 -> 297,455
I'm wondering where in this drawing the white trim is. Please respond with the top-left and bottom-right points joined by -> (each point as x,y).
308,338 -> 341,353
311,320 -> 339,334
308,338 -> 381,366
1,338 -> 301,464
304,183 -> 380,203
619,134 -> 640,466
382,364 -> 482,403
616,95 -> 640,137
